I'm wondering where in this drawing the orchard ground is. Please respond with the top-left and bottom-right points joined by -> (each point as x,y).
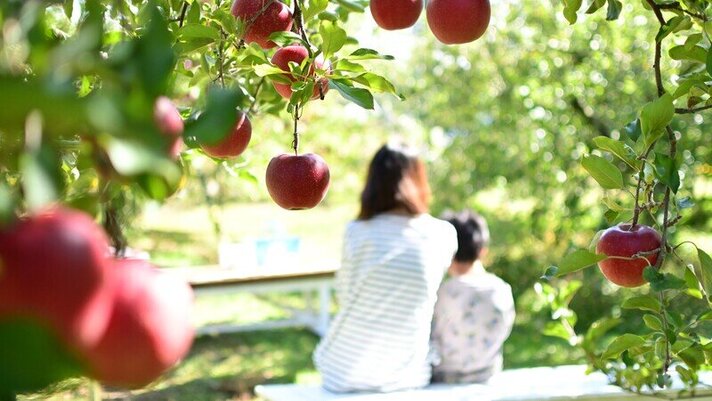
20,199 -> 712,400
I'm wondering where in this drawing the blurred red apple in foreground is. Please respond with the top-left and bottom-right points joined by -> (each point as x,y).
370,0 -> 423,30
231,0 -> 293,49
153,96 -> 184,159
266,153 -> 330,210
596,224 -> 662,288
426,0 -> 490,44
271,45 -> 330,100
0,207 -> 112,353
200,112 -> 252,159
86,259 -> 194,388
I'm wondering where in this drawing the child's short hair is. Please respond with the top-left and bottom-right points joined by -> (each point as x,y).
442,210 -> 490,262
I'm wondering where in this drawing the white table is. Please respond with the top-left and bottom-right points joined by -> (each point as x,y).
255,365 -> 712,401
166,265 -> 336,337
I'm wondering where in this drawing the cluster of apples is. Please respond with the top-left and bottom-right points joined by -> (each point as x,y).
0,207 -> 194,392
370,0 -> 491,44
595,224 -> 662,288
229,0 -> 331,210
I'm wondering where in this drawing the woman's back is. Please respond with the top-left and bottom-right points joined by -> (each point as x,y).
314,213 -> 456,392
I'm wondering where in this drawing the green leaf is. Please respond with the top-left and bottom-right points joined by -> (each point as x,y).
643,314 -> 663,331
584,317 -> 621,345
330,80 -> 374,109
604,209 -> 619,224
695,248 -> 712,299
20,145 -> 63,213
540,265 -> 559,280
606,0 -> 622,20
351,73 -> 403,98
581,154 -> 624,189
187,1 -> 201,24
585,0 -> 606,14
178,24 -> 221,40
543,321 -> 572,341
670,45 -> 707,63
185,87 -> 245,145
602,334 -> 646,359
653,152 -> 680,193
304,0 -> 329,21
644,267 -> 687,292
63,0 -> 74,19
268,31 -> 306,48
707,47 -> 712,78
678,343 -> 705,369
0,319 -> 84,393
622,295 -> 661,313
592,136 -> 638,169
556,249 -> 606,276
347,48 -> 395,61
623,119 -> 642,142
319,21 -> 347,59
563,0 -> 583,23
656,16 -> 692,42
640,94 -> 674,143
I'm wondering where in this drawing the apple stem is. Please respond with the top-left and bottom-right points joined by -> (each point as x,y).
292,104 -> 302,155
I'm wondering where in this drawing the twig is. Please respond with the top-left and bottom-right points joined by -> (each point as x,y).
675,104 -> 712,114
178,1 -> 189,28
657,2 -> 707,21
293,0 -> 314,57
248,77 -> 266,114
632,142 -> 657,226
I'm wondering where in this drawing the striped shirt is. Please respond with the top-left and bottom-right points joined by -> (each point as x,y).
314,213 -> 457,392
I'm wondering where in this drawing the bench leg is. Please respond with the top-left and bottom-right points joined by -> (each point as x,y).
315,282 -> 331,337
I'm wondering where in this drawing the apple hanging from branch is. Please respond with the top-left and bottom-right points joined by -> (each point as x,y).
200,112 -> 252,159
595,224 -> 662,288
271,45 -> 330,100
266,153 -> 330,210
231,0 -> 293,49
370,0 -> 423,30
426,0 -> 491,44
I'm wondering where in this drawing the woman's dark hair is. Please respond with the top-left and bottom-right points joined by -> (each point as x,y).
441,210 -> 490,262
357,143 -> 431,220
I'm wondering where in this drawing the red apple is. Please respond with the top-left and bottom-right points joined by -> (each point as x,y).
596,224 -> 662,288
153,96 -> 184,159
200,112 -> 252,159
266,153 -> 330,210
426,0 -> 490,45
271,45 -> 330,100
86,259 -> 194,388
231,0 -> 293,49
370,0 -> 423,30
0,207 -> 113,353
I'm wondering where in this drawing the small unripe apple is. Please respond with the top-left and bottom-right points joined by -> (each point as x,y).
370,0 -> 423,30
231,0 -> 293,49
200,112 -> 252,159
153,96 -> 184,159
596,224 -> 662,288
426,0 -> 490,44
266,153 -> 330,210
86,259 -> 194,388
271,45 -> 330,100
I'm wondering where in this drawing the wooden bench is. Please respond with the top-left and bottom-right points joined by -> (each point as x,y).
165,264 -> 336,336
255,365 -> 712,401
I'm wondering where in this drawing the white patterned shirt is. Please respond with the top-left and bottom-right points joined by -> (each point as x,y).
431,262 -> 515,383
314,213 -> 457,392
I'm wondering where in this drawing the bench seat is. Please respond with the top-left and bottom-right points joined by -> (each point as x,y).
255,365 -> 712,401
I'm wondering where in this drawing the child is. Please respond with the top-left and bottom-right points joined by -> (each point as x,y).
431,210 -> 515,384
